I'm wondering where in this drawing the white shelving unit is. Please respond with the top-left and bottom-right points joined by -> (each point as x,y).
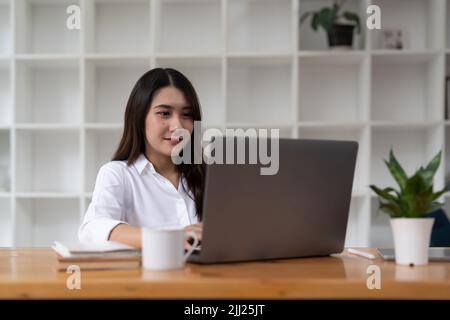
156,0 -> 222,54
0,2 -> 11,56
16,58 -> 81,124
227,56 -> 294,124
15,197 -> 80,246
298,53 -> 369,123
15,0 -> 81,54
0,59 -> 11,126
0,0 -> 449,248
228,0 -> 292,53
85,0 -> 150,54
85,57 -> 150,123
15,129 -> 80,193
85,127 -> 121,192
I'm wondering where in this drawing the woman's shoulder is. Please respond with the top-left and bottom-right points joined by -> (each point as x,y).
97,160 -> 129,185
100,160 -> 128,172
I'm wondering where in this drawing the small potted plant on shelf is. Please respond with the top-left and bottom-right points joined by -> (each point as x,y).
300,0 -> 361,49
370,149 -> 448,266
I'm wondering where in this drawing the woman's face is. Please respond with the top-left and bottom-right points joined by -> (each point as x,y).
145,86 -> 194,159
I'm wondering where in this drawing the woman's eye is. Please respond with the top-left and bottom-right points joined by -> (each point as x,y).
183,113 -> 193,118
158,111 -> 170,117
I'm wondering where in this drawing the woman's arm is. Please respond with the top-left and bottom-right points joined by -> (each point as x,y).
109,223 -> 142,248
109,223 -> 203,249
79,163 -> 128,243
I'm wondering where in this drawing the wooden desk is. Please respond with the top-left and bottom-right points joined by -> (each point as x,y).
0,248 -> 449,299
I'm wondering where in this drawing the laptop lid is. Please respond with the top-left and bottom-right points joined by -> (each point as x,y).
189,137 -> 358,264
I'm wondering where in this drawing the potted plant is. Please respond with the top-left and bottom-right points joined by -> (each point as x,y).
300,0 -> 361,49
370,149 -> 447,266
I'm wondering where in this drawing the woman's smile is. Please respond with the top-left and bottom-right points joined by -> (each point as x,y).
163,136 -> 183,145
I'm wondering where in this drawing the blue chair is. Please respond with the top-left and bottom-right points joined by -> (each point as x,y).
428,208 -> 450,247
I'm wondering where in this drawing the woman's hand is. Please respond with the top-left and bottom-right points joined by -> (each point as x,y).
184,223 -> 202,250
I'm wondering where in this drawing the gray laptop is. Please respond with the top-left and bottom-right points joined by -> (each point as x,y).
378,248 -> 450,261
188,137 -> 358,264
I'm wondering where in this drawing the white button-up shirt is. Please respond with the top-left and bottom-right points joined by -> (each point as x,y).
79,153 -> 199,243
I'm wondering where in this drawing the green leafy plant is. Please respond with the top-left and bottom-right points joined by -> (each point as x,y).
370,149 -> 447,218
300,0 -> 361,34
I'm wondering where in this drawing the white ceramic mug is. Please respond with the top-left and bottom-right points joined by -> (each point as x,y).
141,227 -> 199,270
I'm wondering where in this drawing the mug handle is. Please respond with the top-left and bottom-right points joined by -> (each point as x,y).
183,231 -> 200,262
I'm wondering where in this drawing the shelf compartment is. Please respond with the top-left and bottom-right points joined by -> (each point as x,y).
155,57 -> 223,126
226,56 -> 293,124
227,0 -> 291,53
298,55 -> 368,123
85,58 -> 150,123
0,1 -> 10,54
157,0 -> 221,54
299,0 -> 366,51
86,0 -> 150,53
0,198 -> 12,246
85,128 -> 121,193
15,0 -> 81,54
370,0 -> 442,50
15,59 -> 80,124
371,126 -> 444,191
345,197 -> 370,248
15,129 -> 80,193
371,53 -> 443,122
297,126 -> 369,195
0,129 -> 10,192
0,62 -> 10,125
15,198 -> 80,246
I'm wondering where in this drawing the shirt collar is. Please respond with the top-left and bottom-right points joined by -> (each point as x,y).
133,154 -> 156,175
133,154 -> 189,195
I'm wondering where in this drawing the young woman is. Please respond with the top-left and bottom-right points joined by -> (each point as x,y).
78,68 -> 205,248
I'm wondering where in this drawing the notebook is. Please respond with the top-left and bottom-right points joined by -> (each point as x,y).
378,248 -> 450,262
52,241 -> 141,270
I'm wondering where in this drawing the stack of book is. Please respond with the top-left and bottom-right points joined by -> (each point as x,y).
51,241 -> 141,270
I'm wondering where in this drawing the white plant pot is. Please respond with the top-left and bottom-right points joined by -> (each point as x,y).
390,218 -> 435,266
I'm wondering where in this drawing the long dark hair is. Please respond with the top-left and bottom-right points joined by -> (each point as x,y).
113,68 -> 205,220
